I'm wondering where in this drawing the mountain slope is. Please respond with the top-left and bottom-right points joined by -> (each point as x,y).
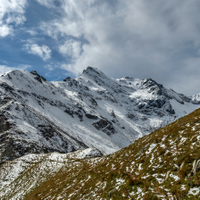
0,67 -> 199,164
1,106 -> 200,199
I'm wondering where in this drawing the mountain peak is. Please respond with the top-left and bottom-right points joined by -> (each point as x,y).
1,69 -> 47,85
0,69 -> 31,83
82,66 -> 104,76
143,78 -> 163,88
30,70 -> 39,76
2,69 -> 24,76
80,66 -> 114,83
30,70 -> 47,83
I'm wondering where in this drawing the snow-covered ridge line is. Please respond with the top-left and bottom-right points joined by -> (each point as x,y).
0,67 -> 199,164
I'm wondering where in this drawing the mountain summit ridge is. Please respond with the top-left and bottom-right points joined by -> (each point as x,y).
0,67 -> 199,164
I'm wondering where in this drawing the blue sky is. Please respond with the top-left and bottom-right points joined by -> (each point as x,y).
0,0 -> 200,95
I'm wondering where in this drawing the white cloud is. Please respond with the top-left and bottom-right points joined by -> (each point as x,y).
59,39 -> 82,59
59,63 -> 75,74
23,44 -> 52,61
44,63 -> 60,71
35,0 -> 55,8
0,25 -> 12,37
39,0 -> 200,95
26,30 -> 37,36
0,0 -> 27,37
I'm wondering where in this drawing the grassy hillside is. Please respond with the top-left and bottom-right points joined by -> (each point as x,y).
2,108 -> 200,199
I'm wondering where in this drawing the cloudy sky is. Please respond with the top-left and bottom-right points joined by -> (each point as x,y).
0,0 -> 200,95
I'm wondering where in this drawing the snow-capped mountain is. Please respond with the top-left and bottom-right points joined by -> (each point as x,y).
0,67 -> 199,164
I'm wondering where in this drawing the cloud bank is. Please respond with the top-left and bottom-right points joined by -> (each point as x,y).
36,0 -> 200,94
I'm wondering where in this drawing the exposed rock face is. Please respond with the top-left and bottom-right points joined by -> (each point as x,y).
30,70 -> 47,83
93,119 -> 116,135
0,115 -> 10,133
0,67 -> 199,164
